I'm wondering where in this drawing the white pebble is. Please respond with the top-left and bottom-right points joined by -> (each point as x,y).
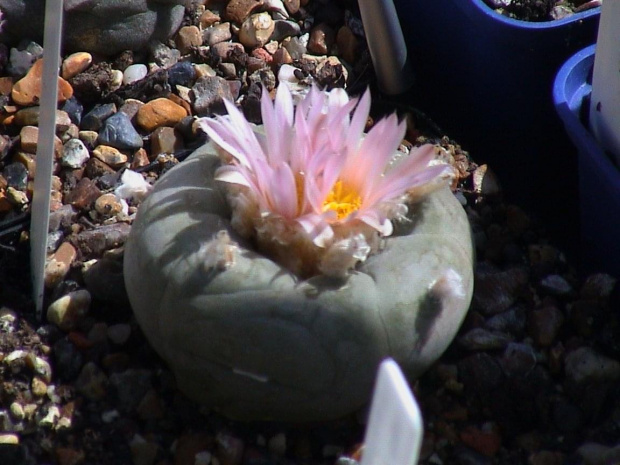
123,64 -> 148,85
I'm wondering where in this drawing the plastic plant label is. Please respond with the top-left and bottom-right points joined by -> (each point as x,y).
589,0 -> 620,165
360,359 -> 424,465
31,0 -> 64,319
358,0 -> 413,95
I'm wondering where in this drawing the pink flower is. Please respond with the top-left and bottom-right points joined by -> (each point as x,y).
198,85 -> 453,278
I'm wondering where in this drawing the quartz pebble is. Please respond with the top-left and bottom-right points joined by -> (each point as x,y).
122,64 -> 148,85
61,138 -> 90,168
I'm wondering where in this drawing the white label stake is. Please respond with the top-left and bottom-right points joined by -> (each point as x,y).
360,359 -> 424,465
31,0 -> 64,319
589,0 -> 620,165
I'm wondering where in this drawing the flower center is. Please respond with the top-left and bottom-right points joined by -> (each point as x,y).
322,180 -> 362,220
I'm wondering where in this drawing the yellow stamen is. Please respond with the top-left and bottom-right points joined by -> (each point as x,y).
322,180 -> 362,220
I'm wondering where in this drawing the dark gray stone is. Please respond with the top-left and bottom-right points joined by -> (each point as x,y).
98,112 -> 143,150
0,0 -> 186,55
53,337 -> 85,382
191,75 -> 235,116
2,162 -> 27,190
81,103 -> 117,132
61,97 -> 84,126
270,20 -> 301,42
167,61 -> 196,88
109,369 -> 153,413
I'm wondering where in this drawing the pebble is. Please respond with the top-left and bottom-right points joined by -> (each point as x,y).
308,23 -> 335,55
167,61 -> 197,87
0,434 -> 19,444
136,389 -> 165,420
122,64 -> 148,85
13,107 -> 71,132
203,23 -> 233,46
64,177 -> 102,210
44,242 -> 77,289
225,0 -> 264,24
11,58 -> 73,106
98,112 -> 143,150
499,342 -> 537,377
458,327 -> 512,351
216,433 -> 245,465
46,289 -> 92,332
7,47 -> 36,78
109,369 -> 153,413
528,306 -> 564,347
92,145 -> 128,168
578,442 -> 620,465
176,25 -> 203,54
191,75 -> 235,115
459,424 -> 502,457
104,324 -> 131,346
61,138 -> 90,168
93,193 -> 124,218
81,103 -> 117,132
564,346 -> 620,385
19,125 -> 40,153
62,96 -> 84,125
75,361 -> 108,401
150,126 -> 184,156
336,25 -> 359,64
268,433 -> 287,456
38,405 -> 60,428
55,447 -> 85,465
239,12 -> 275,48
6,187 -> 28,208
283,0 -> 300,14
211,41 -> 245,61
78,130 -> 99,149
472,265 -> 529,315
272,47 -> 293,65
130,434 -> 159,465
282,36 -> 307,60
540,274 -> 573,296
31,377 -> 48,397
3,162 -> 28,190
53,338 -> 84,382
200,9 -> 222,28
135,98 -> 188,132
270,19 -> 302,42
61,52 -> 93,80
149,41 -> 181,68
75,222 -> 131,257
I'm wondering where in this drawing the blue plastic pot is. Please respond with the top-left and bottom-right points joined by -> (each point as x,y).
554,45 -> 620,277
393,0 -> 599,245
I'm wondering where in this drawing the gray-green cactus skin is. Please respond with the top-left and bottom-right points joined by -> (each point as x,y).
124,141 -> 474,421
